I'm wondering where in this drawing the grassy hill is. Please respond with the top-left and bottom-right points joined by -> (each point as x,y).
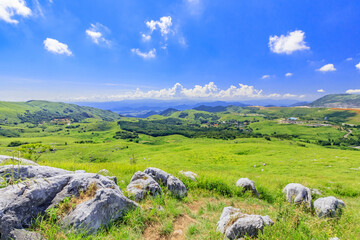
309,94 -> 360,108
0,100 -> 120,124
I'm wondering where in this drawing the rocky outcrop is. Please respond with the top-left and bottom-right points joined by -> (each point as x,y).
314,196 -> 345,218
0,155 -> 39,166
126,171 -> 162,202
0,165 -> 71,182
283,183 -> 312,206
217,207 -> 273,239
144,167 -> 170,185
8,229 -> 43,240
167,176 -> 187,198
179,171 -> 198,181
143,167 -> 187,198
0,166 -> 138,239
236,178 -> 259,197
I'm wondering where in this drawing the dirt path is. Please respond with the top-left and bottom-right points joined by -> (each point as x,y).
344,129 -> 353,138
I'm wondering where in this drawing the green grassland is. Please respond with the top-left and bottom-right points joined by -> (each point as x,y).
1,105 -> 360,239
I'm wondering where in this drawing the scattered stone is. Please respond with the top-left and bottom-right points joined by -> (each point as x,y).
236,178 -> 259,197
283,183 -> 312,206
106,176 -> 117,184
126,171 -> 162,202
329,237 -> 340,240
0,166 -> 138,239
262,163 -> 266,166
311,188 -> 322,196
0,165 -> 71,182
314,196 -> 345,218
61,187 -> 137,233
144,167 -> 170,185
97,169 -> 110,175
217,207 -> 273,239
167,175 -> 187,198
172,229 -> 183,236
253,165 -> 256,168
9,229 -> 44,240
179,170 -> 198,181
143,167 -> 187,198
0,155 -> 39,166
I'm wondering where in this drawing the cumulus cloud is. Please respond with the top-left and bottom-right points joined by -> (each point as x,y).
0,0 -> 31,24
356,62 -> 360,70
86,23 -> 111,46
269,30 -> 310,54
131,48 -> 156,59
317,63 -> 336,72
71,82 -> 306,102
146,16 -> 172,39
261,75 -> 270,79
43,38 -> 73,56
285,73 -> 293,77
346,89 -> 360,94
141,33 -> 151,42
317,89 -> 325,93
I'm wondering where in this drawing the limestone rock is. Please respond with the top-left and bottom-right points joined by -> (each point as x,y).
144,167 -> 170,185
61,188 -> 138,233
283,183 -> 312,206
126,171 -> 162,202
0,169 -> 138,239
236,178 -> 259,197
217,207 -> 273,239
9,229 -> 43,240
143,168 -> 187,198
167,175 -> 187,198
314,196 -> 345,218
179,170 -> 198,181
0,155 -> 39,166
0,165 -> 71,182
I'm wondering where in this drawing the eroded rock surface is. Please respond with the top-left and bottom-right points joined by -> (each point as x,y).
314,196 -> 345,218
283,183 -> 312,206
0,155 -> 39,166
0,166 -> 138,239
179,171 -> 198,181
217,207 -> 273,239
126,171 -> 162,202
236,178 -> 259,197
144,167 -> 187,198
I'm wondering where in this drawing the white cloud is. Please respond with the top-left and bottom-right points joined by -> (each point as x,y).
86,23 -> 111,46
317,89 -> 325,93
317,63 -> 336,72
356,62 -> 360,70
43,38 -> 73,56
141,33 -> 151,42
261,75 -> 270,79
346,57 -> 353,61
285,73 -> 293,77
131,48 -> 156,59
70,82 -> 306,101
269,30 -> 310,54
346,89 -> 360,94
179,36 -> 187,47
146,16 -> 173,39
0,0 -> 31,24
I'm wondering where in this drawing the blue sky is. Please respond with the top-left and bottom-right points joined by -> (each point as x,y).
0,0 -> 360,102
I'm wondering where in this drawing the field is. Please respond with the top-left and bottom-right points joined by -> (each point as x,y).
1,106 -> 360,239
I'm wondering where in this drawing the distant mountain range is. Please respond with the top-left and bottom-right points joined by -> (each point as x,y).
0,100 -> 120,124
309,94 -> 360,108
74,99 -> 309,116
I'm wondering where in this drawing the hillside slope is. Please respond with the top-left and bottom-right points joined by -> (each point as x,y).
0,100 -> 120,124
309,94 -> 360,108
